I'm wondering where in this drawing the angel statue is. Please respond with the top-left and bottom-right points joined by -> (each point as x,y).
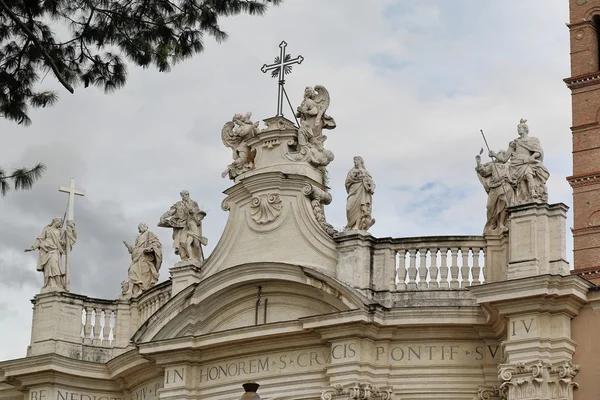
221,112 -> 259,180
295,85 -> 337,167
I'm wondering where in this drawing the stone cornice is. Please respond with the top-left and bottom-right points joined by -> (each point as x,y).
564,71 -> 600,89
567,170 -> 600,187
469,274 -> 592,316
0,354 -> 116,391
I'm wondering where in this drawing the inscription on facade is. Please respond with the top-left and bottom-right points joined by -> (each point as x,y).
133,377 -> 162,400
376,343 -> 503,364
195,341 -> 501,384
30,389 -> 121,400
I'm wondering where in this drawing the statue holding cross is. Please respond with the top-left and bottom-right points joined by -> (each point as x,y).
24,178 -> 83,292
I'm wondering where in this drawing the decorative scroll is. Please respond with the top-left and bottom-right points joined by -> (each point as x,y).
498,360 -> 579,400
304,183 -> 337,236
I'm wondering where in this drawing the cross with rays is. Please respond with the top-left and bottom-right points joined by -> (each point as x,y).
261,41 -> 304,117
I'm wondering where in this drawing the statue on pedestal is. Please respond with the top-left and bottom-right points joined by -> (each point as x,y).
295,85 -> 336,167
476,151 -> 515,234
25,217 -> 77,292
121,223 -> 162,297
489,119 -> 549,204
221,112 -> 259,180
344,156 -> 376,232
158,190 -> 207,266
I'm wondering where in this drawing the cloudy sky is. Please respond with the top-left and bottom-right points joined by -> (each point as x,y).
0,0 -> 573,360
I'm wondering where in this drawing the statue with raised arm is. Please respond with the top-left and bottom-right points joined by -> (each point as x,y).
24,217 -> 77,292
295,85 -> 337,167
158,190 -> 207,266
122,223 -> 162,297
221,112 -> 259,180
476,151 -> 515,234
489,119 -> 549,204
344,156 -> 376,231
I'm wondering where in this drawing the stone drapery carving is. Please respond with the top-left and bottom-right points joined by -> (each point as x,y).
476,151 -> 515,234
321,383 -> 393,400
498,360 -> 579,400
345,156 -> 376,231
250,193 -> 283,224
158,190 -> 207,266
221,112 -> 259,180
295,85 -> 337,167
121,223 -> 163,297
303,183 -> 336,236
489,119 -> 550,205
25,217 -> 76,292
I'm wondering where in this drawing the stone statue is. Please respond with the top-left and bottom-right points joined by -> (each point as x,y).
122,223 -> 162,297
295,85 -> 336,167
489,119 -> 550,204
344,156 -> 376,231
25,217 -> 77,292
158,190 -> 207,266
476,151 -> 515,234
221,112 -> 259,179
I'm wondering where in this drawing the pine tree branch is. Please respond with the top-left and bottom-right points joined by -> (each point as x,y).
0,0 -> 75,94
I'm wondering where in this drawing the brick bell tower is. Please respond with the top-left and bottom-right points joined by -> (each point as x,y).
565,0 -> 600,283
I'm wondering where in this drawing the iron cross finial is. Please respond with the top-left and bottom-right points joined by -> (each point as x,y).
261,40 -> 304,117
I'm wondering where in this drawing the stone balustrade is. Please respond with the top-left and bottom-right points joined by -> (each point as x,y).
390,236 -> 487,290
136,282 -> 172,326
80,301 -> 118,346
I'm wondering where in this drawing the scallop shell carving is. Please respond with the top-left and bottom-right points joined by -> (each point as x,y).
250,193 -> 283,224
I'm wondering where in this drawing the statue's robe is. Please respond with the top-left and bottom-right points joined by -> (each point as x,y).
33,225 -> 66,289
128,230 -> 162,293
345,169 -> 375,231
476,161 -> 515,233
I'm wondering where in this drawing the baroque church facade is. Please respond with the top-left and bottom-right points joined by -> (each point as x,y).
2,2 -> 600,399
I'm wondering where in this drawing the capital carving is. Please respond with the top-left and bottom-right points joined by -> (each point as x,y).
476,385 -> 503,400
250,193 -> 283,224
498,360 -> 579,400
321,383 -> 392,400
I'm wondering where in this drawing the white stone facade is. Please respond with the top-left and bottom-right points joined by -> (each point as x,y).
0,116 -> 593,400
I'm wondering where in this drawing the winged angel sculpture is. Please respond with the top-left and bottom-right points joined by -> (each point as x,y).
221,112 -> 260,179
295,85 -> 337,167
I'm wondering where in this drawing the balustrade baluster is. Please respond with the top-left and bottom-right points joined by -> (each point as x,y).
472,249 -> 482,285
449,247 -> 459,289
93,308 -> 103,344
439,249 -> 449,289
429,249 -> 440,288
396,250 -> 407,290
460,248 -> 470,288
418,249 -> 428,289
407,249 -> 418,290
109,310 -> 116,344
86,307 -> 94,342
80,308 -> 86,340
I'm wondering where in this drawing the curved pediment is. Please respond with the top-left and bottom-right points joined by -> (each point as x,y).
133,263 -> 373,343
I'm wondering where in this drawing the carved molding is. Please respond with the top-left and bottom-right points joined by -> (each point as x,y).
250,193 -> 283,224
321,383 -> 393,400
304,183 -> 337,236
498,360 -> 579,400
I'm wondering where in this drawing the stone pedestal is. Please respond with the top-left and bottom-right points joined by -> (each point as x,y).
170,261 -> 203,296
334,231 -> 375,290
507,203 -> 570,280
484,232 -> 509,283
